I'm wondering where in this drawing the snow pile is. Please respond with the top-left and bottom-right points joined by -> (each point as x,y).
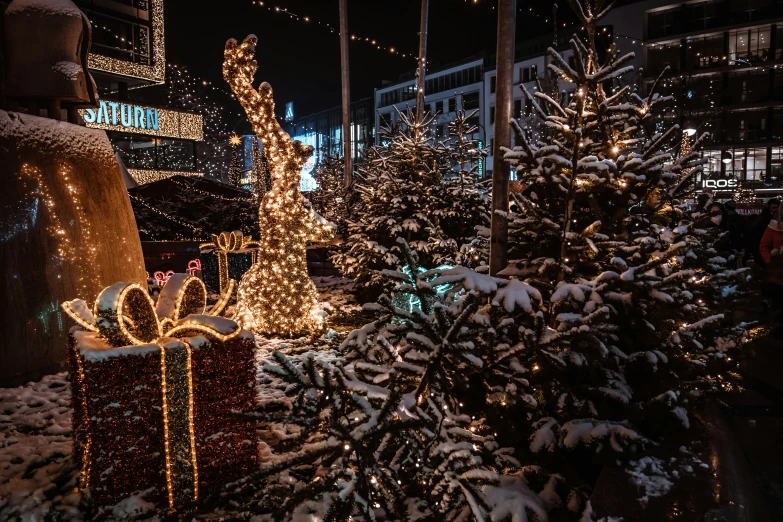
0,373 -> 81,521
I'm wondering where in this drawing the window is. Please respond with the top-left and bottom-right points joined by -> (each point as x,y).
490,106 -> 495,125
525,97 -> 533,116
729,27 -> 772,64
514,99 -> 522,117
522,68 -> 530,83
447,98 -> 456,113
490,76 -> 497,93
770,147 -> 783,181
746,148 -> 767,181
462,91 -> 480,110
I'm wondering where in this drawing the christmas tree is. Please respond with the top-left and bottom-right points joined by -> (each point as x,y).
310,153 -> 348,233
227,134 -> 244,187
331,110 -> 490,295
491,0 -> 751,458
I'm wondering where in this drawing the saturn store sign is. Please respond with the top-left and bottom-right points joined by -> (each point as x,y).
80,100 -> 204,141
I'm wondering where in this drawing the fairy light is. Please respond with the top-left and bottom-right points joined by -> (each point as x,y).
224,35 -> 334,336
129,193 -> 205,235
249,1 -> 415,60
160,348 -> 175,508
200,232 -> 260,294
128,169 -> 202,185
87,0 -> 165,82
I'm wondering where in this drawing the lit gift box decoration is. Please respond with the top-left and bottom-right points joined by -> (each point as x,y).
199,231 -> 260,294
62,275 -> 257,510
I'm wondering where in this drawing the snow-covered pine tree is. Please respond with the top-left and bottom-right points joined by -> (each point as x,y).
493,0 -> 751,455
428,110 -> 491,269
331,111 -> 490,295
311,153 -> 348,233
250,136 -> 272,201
223,240 -> 575,521
227,136 -> 244,187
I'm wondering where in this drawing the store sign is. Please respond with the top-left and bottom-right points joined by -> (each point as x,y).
80,99 -> 204,141
83,100 -> 159,130
477,140 -> 485,177
701,178 -> 738,189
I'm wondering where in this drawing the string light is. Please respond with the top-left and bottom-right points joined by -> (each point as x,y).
224,35 -> 334,335
129,193 -> 205,235
200,231 -> 260,294
249,1 -> 415,60
87,0 -> 165,82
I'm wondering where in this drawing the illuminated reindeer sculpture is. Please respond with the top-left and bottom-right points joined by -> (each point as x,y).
223,35 -> 333,335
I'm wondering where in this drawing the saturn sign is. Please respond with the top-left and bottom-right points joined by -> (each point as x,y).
82,100 -> 159,131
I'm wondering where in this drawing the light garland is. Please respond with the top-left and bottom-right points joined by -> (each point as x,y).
87,0 -> 166,83
129,193 -> 205,234
249,1 -> 415,60
223,35 -> 334,335
128,169 -> 202,185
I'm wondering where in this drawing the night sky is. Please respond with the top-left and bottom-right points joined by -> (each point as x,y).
164,0 -> 580,118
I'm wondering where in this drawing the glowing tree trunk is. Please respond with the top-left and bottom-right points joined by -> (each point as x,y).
223,35 -> 333,336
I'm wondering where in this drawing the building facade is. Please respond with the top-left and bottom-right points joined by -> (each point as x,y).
281,98 -> 374,192
373,35 -> 575,178
604,0 -> 783,198
1,0 -> 204,185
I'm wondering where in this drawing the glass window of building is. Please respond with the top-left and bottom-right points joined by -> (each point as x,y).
729,26 -> 772,63
746,148 -> 767,180
462,91 -> 480,111
490,106 -> 495,125
690,35 -> 723,69
490,76 -> 497,93
770,147 -> 783,181
514,99 -> 522,118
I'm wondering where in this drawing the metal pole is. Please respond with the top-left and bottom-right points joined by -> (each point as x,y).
415,0 -> 430,123
489,0 -> 517,276
339,0 -> 353,187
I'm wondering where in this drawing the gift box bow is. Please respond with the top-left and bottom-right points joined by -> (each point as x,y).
199,230 -> 259,254
61,274 -> 240,510
61,274 -> 238,347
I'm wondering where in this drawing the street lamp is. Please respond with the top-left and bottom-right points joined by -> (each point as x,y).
683,119 -> 697,136
721,150 -> 733,164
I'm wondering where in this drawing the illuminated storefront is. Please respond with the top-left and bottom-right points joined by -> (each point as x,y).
81,100 -> 204,184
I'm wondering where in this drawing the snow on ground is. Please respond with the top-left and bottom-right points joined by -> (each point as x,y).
0,278 -> 354,521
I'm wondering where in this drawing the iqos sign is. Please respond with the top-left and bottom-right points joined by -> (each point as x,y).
701,179 -> 737,189
82,100 -> 159,130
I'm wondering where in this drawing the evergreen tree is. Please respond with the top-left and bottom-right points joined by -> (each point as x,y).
227,135 -> 244,187
332,111 -> 490,294
491,0 -> 751,457
310,153 -> 348,233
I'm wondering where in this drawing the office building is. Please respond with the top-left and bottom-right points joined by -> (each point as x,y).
374,34 -> 575,178
281,98 -> 374,192
604,0 -> 783,197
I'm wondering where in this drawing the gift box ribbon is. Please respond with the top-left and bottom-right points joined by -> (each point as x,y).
200,231 -> 261,293
62,275 -> 239,510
